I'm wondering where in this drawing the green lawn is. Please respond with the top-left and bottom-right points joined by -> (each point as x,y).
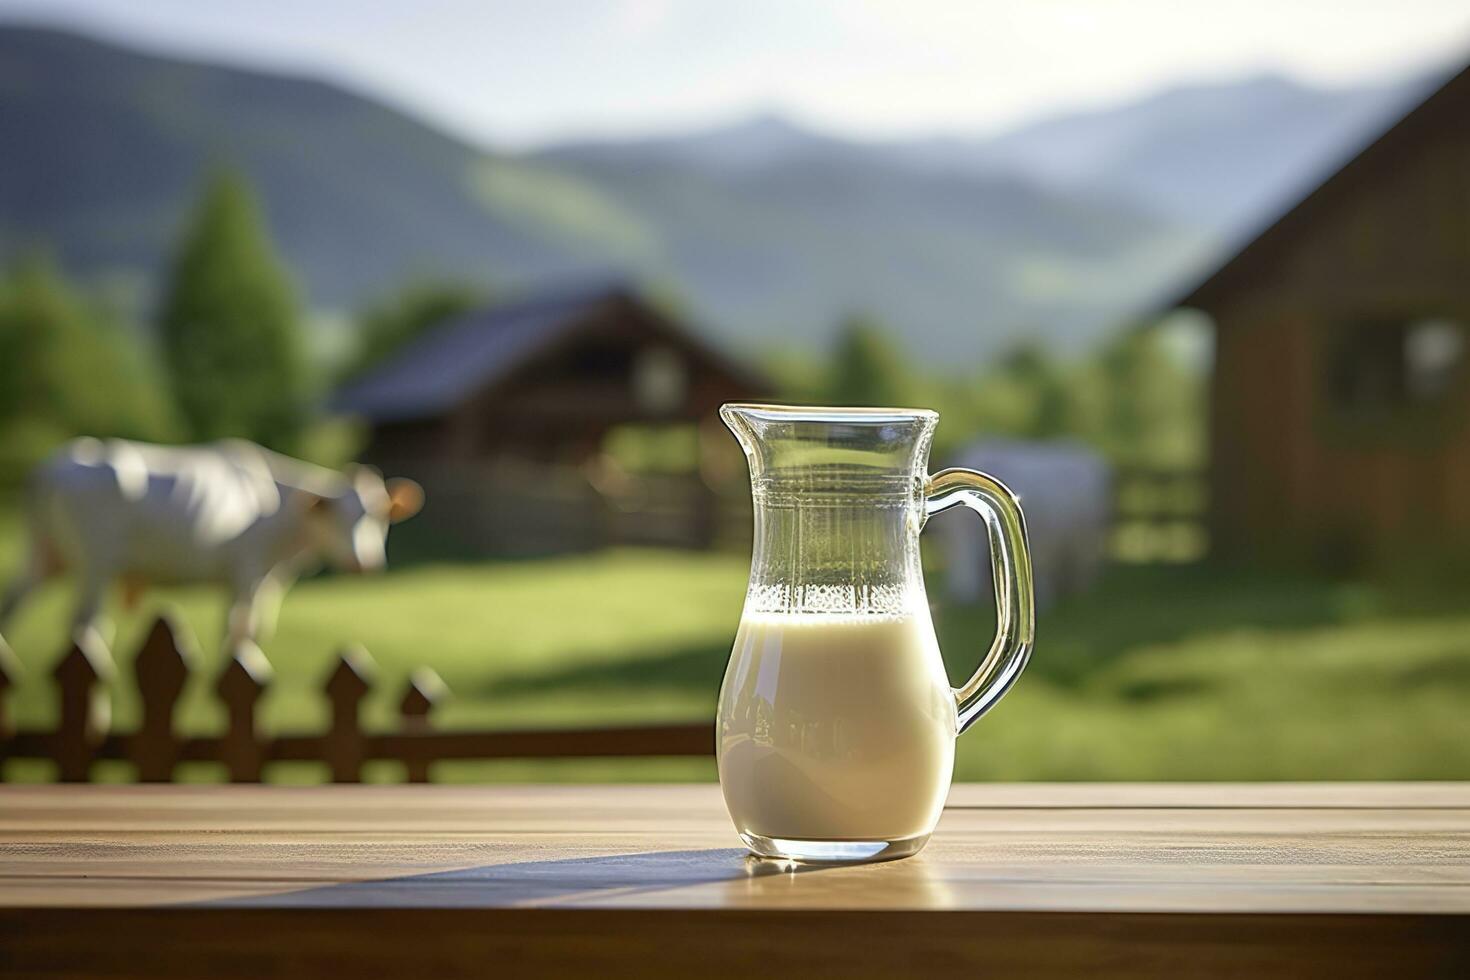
2,508 -> 1468,782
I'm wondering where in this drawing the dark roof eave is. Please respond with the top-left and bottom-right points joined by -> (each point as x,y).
327,279 -> 774,421
1160,63 -> 1469,320
331,404 -> 447,426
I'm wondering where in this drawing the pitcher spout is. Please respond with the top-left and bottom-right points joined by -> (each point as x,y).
718,403 -> 938,491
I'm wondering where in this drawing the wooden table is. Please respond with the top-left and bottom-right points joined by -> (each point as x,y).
2,783 -> 1467,978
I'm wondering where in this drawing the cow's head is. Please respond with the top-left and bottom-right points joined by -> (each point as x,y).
304,465 -> 424,573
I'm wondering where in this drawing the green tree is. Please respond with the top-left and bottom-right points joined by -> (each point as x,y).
158,171 -> 307,450
0,255 -> 178,483
762,344 -> 828,403
996,339 -> 1074,439
1091,325 -> 1205,466
826,314 -> 913,407
345,280 -> 484,381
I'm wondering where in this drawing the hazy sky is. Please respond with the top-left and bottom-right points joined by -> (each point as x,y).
3,0 -> 1468,147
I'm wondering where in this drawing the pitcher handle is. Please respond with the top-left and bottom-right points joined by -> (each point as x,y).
924,468 -> 1036,735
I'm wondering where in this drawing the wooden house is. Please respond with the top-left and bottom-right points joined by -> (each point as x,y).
1173,65 -> 1470,568
331,282 -> 769,555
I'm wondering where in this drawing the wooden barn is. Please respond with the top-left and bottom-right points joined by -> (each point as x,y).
331,282 -> 769,555
1174,65 -> 1470,569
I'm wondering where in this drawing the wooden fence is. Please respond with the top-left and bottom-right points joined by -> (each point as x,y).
1109,465 -> 1209,564
0,613 -> 711,783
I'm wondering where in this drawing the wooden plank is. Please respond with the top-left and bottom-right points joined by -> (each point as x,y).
0,784 -> 1466,978
0,908 -> 1466,980
1,721 -> 715,770
0,784 -> 1468,912
4,781 -> 1468,820
365,721 -> 713,760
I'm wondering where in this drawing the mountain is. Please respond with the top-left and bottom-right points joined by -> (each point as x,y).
923,73 -> 1437,233
531,139 -> 1194,351
545,113 -> 853,174
0,25 -> 615,308
550,73 -> 1437,237
0,24 -> 1438,362
497,67 -> 1441,347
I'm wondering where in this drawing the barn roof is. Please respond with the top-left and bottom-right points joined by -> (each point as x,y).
1168,63 -> 1470,315
330,280 -> 764,423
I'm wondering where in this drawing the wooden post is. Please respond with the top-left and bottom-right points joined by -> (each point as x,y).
0,633 -> 18,740
324,646 -> 375,783
132,614 -> 195,782
53,628 -> 115,782
0,634 -> 18,776
398,668 -> 447,783
216,642 -> 272,783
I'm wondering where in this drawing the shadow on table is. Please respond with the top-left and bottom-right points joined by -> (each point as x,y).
210,848 -> 821,908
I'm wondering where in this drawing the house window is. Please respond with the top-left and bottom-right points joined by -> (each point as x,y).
632,347 -> 687,415
1405,319 -> 1465,400
1326,318 -> 1465,415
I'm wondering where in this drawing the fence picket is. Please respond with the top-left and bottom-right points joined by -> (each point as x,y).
52,629 -> 114,782
398,668 -> 447,783
324,647 -> 375,783
132,615 -> 195,782
3,618 -> 710,784
217,642 -> 272,782
0,634 -> 17,740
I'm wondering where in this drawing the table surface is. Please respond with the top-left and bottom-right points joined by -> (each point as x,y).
3,782 -> 1469,912
3,783 -> 1468,978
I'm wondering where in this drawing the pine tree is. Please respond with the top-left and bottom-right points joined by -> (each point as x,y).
158,171 -> 307,450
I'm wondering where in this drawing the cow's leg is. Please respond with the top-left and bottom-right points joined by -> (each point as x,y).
1,525 -> 63,631
71,565 -> 115,647
225,590 -> 253,651
225,577 -> 272,650
251,574 -> 288,644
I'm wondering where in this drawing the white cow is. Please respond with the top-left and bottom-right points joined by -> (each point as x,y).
0,438 -> 423,647
938,440 -> 1111,610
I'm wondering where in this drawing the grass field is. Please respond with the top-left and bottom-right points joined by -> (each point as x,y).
2,509 -> 1468,782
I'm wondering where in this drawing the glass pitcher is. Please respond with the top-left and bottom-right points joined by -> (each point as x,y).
717,404 -> 1035,863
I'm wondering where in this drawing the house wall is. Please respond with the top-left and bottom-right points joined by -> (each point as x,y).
438,310 -> 752,463
1209,107 -> 1470,566
357,301 -> 763,557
